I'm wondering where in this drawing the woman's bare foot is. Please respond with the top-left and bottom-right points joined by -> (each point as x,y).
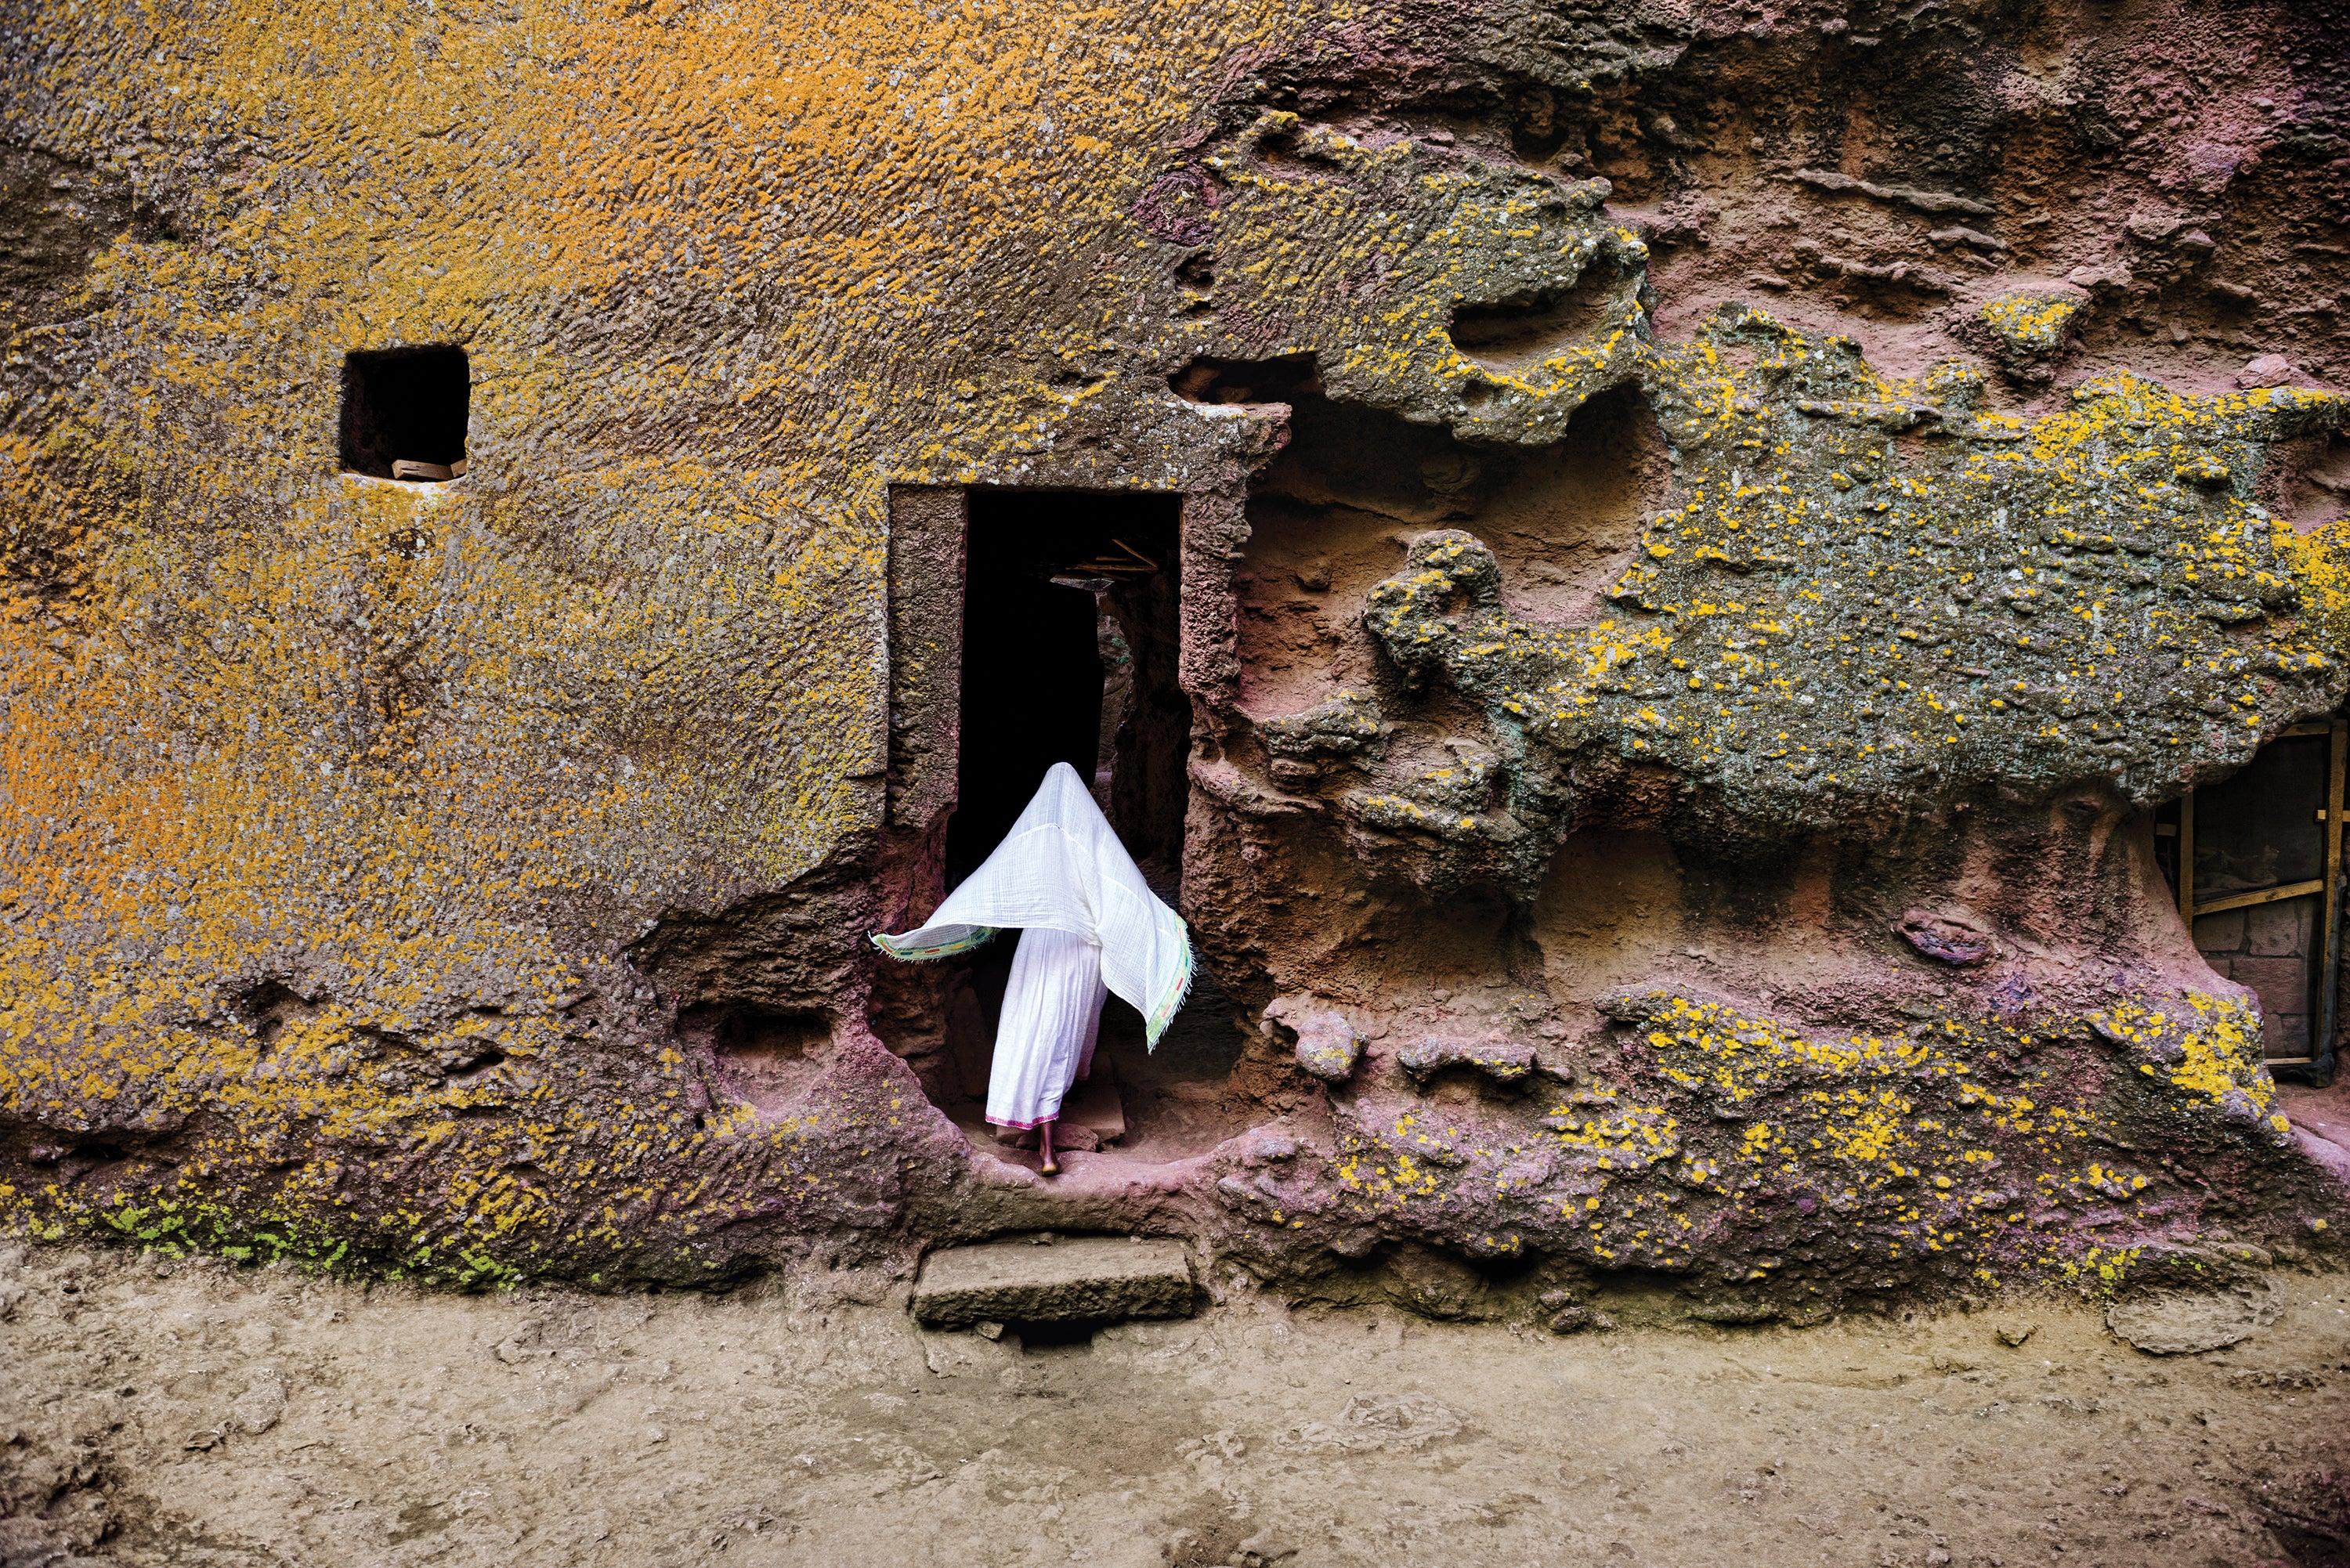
1038,1118 -> 1059,1176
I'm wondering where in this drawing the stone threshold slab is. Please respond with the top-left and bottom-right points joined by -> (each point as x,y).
911,1234 -> 1195,1328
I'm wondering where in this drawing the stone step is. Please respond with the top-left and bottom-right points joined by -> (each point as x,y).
1061,1061 -> 1126,1144
911,1235 -> 1194,1328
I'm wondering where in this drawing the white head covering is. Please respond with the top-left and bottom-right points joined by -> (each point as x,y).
873,763 -> 1194,1047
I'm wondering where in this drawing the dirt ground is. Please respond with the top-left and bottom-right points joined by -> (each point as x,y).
3,1241 -> 2348,1568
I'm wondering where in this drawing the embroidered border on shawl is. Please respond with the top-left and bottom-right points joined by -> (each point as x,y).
1142,916 -> 1194,1050
869,927 -> 999,962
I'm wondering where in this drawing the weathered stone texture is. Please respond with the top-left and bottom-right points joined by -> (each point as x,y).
910,1236 -> 1195,1328
0,0 -> 2347,1312
2107,1276 -> 2285,1354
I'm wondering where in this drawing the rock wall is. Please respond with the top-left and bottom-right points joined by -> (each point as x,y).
2,0 -> 2348,1313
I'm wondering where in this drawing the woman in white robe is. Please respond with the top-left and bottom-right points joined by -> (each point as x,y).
873,762 -> 1191,1173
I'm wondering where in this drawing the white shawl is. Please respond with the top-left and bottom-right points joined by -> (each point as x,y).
873,762 -> 1194,1048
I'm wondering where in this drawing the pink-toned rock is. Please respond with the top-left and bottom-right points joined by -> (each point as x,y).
2237,354 -> 2298,388
1264,995 -> 1363,1082
1396,1036 -> 1534,1083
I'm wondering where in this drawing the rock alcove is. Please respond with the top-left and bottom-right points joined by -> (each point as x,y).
338,344 -> 471,482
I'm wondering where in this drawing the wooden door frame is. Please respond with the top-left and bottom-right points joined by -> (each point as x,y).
2167,717 -> 2346,1069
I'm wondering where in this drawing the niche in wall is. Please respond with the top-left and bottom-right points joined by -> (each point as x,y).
339,345 -> 471,482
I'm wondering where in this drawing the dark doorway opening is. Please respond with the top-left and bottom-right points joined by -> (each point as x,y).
948,489 -> 1189,888
339,345 -> 470,482
931,489 -> 1248,1166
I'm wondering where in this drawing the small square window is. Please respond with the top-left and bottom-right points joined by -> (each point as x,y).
338,345 -> 471,482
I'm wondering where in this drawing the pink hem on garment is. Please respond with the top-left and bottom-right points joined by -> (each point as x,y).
985,1069 -> 1089,1130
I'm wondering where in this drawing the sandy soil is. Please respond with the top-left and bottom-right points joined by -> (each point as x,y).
3,1241 -> 2348,1568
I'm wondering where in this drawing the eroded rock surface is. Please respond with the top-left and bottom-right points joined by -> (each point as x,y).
0,0 -> 2347,1315
2109,1277 -> 2287,1354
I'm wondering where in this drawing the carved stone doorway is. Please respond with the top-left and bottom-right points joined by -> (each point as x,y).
875,486 -> 1252,1168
